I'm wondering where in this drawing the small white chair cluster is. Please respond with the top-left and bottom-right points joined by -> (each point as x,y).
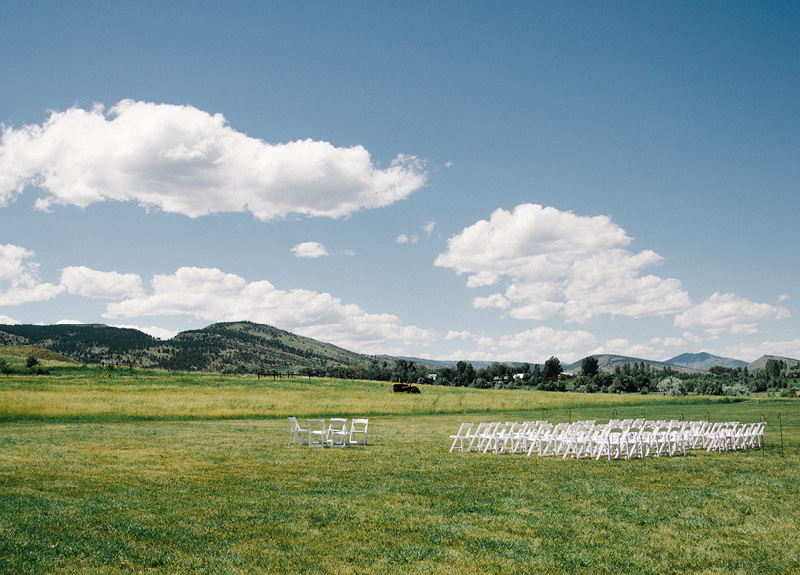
288,416 -> 369,448
449,419 -> 766,460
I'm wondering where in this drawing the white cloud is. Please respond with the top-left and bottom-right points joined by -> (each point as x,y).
291,242 -> 329,259
592,338 -> 657,360
650,336 -> 692,348
435,204 -> 691,323
395,233 -> 418,244
103,266 -> 436,354
396,222 -> 435,245
498,327 -> 596,364
0,244 -> 64,305
445,330 -> 475,340
674,292 -> 790,335
60,266 -> 144,299
722,339 -> 800,363
473,293 -> 510,310
108,323 -> 177,340
0,100 -> 426,220
0,315 -> 20,324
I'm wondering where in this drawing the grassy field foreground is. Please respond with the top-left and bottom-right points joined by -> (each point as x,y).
1,373 -> 799,574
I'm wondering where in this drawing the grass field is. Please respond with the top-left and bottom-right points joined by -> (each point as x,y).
1,371 -> 798,574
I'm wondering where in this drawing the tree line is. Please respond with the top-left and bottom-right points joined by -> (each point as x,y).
303,356 -> 800,397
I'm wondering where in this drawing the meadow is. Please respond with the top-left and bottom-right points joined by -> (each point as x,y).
1,369 -> 798,574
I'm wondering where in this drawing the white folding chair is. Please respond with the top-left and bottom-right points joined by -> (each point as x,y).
751,421 -> 767,449
597,424 -> 624,460
540,423 -> 569,457
466,422 -> 490,452
308,419 -> 326,447
326,418 -> 348,448
449,423 -> 473,453
475,422 -> 500,453
349,418 -> 369,446
288,416 -> 308,445
525,422 -> 551,456
621,423 -> 643,459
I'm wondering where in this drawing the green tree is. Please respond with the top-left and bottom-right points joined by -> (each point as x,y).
543,357 -> 563,381
0,359 -> 12,376
581,356 -> 599,377
26,354 -> 39,369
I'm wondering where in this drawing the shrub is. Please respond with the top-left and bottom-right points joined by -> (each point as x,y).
657,377 -> 686,396
723,383 -> 750,397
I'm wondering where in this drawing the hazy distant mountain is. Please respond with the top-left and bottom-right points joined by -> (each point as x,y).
563,354 -> 697,374
665,352 -> 747,371
388,356 -> 525,370
747,355 -> 800,371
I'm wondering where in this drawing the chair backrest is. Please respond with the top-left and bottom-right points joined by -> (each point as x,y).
307,419 -> 326,447
349,418 -> 369,445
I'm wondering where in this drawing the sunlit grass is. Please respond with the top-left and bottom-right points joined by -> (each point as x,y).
0,371 -> 749,422
1,372 -> 798,573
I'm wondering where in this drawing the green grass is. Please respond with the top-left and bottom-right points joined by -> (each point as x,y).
0,370 -> 749,422
1,373 -> 798,574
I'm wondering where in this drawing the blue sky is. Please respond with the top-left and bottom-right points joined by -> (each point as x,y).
1,1 -> 798,364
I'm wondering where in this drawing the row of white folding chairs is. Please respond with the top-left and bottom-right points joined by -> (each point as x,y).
289,416 -> 369,448
449,419 -> 766,460
698,420 -> 766,452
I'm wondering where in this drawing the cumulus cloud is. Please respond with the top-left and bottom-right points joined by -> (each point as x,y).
0,100 -> 426,220
103,266 -> 436,354
0,314 -> 20,324
291,242 -> 329,259
108,323 -> 178,340
591,338 -> 657,360
445,330 -> 476,340
674,292 -> 790,335
435,204 -> 692,322
0,244 -> 64,305
499,327 -> 596,364
723,339 -> 800,363
60,266 -> 144,299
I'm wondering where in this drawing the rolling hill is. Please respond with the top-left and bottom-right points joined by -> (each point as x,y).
746,355 -> 800,371
2,322 -> 796,375
562,354 -> 698,374
665,352 -> 747,371
0,322 -> 375,373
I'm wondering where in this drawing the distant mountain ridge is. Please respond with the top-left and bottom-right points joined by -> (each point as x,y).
747,355 -> 800,371
562,354 -> 698,374
665,352 -> 747,371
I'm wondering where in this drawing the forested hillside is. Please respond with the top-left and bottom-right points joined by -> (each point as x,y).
0,322 -> 373,373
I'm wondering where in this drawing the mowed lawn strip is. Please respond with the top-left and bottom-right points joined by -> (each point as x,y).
0,375 -> 798,574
